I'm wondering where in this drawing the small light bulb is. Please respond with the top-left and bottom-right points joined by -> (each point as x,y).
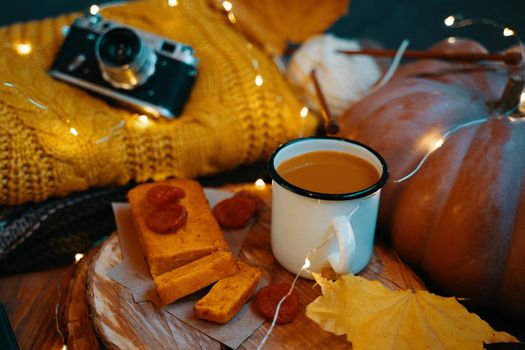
15,43 -> 32,55
255,179 -> 265,188
421,132 -> 445,153
89,4 -> 100,15
222,0 -> 233,11
447,37 -> 456,44
300,106 -> 309,118
503,27 -> 515,37
135,114 -> 152,128
138,114 -> 149,124
255,75 -> 263,87
227,12 -> 236,23
444,15 -> 455,27
74,253 -> 84,263
62,344 -> 68,350
302,258 -> 311,270
69,127 -> 79,136
168,0 -> 178,7
433,138 -> 444,150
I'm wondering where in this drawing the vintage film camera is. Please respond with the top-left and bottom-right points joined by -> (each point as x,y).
50,13 -> 198,118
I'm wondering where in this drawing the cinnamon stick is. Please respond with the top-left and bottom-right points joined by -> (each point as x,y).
310,70 -> 339,135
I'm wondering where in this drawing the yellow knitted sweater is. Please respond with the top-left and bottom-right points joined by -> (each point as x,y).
0,0 -> 316,205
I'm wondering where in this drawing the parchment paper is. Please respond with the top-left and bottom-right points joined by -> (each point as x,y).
107,188 -> 266,349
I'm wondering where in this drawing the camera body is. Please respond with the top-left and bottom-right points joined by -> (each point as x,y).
50,14 -> 198,118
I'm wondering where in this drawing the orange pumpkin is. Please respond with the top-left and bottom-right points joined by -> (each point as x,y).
338,38 -> 525,318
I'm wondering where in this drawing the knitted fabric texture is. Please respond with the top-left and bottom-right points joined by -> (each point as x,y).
0,185 -> 129,273
0,0 -> 316,205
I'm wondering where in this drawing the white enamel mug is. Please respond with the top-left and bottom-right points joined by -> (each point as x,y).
268,137 -> 389,279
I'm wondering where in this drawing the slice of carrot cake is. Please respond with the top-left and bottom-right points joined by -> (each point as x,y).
194,261 -> 262,323
128,179 -> 230,277
154,251 -> 238,304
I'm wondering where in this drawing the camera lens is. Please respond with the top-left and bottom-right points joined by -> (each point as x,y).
98,28 -> 140,67
95,27 -> 156,90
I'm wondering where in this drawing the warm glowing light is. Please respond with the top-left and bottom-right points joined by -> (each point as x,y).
89,4 -> 100,15
135,114 -> 152,128
74,253 -> 84,263
503,27 -> 515,37
447,37 -> 456,44
302,258 -> 311,270
227,12 -> 236,23
15,43 -> 32,55
420,132 -> 444,153
520,92 -> 525,113
69,127 -> 79,136
61,345 -> 68,350
255,179 -> 265,188
255,75 -> 263,86
300,106 -> 309,118
433,138 -> 444,150
444,15 -> 455,27
222,0 -> 233,11
168,0 -> 178,7
138,114 -> 149,124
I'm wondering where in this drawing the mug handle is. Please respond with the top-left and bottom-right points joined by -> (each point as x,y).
326,214 -> 357,274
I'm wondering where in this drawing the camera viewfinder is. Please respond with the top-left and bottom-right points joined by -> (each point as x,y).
161,42 -> 176,53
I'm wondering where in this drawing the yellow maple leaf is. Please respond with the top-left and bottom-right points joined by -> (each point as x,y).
306,273 -> 519,350
211,0 -> 349,55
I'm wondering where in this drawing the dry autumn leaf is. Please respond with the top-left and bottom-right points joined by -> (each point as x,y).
211,0 -> 349,55
306,273 -> 519,350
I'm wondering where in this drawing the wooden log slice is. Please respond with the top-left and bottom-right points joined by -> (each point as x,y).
84,185 -> 425,349
58,249 -> 100,350
86,233 -> 220,350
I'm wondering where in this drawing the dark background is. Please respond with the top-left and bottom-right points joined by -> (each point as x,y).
333,0 -> 524,51
0,0 -> 523,51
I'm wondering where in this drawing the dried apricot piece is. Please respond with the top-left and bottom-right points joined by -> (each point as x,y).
213,197 -> 256,228
146,185 -> 185,206
233,190 -> 265,212
146,204 -> 187,234
255,283 -> 299,324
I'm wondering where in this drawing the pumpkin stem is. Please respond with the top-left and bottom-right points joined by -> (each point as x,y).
491,74 -> 524,116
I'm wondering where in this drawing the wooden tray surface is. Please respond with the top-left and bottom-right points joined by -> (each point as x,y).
60,184 -> 425,349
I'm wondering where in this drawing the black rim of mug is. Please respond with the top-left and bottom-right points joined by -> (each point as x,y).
268,136 -> 389,201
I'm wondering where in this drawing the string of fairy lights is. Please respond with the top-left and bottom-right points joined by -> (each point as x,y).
254,13 -> 525,349
392,15 -> 525,183
1,0 -> 311,151
256,206 -> 360,349
1,43 -> 130,142
0,1 -> 289,348
1,2 -> 524,348
1,5 -> 523,157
